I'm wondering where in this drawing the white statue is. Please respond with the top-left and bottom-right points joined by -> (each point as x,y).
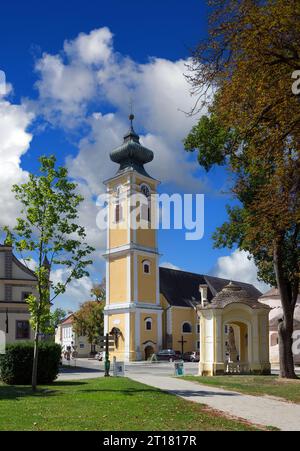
227,326 -> 238,363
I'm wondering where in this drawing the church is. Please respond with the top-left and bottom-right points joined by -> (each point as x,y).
103,116 -> 270,372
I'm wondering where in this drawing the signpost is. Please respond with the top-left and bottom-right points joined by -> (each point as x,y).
98,334 -> 115,377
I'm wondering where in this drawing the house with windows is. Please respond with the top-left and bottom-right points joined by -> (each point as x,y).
259,288 -> 300,365
104,115 -> 265,364
55,313 -> 92,358
0,239 -> 37,343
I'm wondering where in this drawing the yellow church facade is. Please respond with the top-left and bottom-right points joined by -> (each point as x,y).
104,116 -> 269,370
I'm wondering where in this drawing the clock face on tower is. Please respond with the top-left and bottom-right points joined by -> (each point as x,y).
141,184 -> 150,198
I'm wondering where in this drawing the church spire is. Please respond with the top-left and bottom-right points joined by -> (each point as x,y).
123,114 -> 140,143
109,114 -> 154,178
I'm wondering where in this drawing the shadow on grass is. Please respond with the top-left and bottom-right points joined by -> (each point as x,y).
59,366 -> 103,374
0,380 -> 88,400
77,388 -> 163,396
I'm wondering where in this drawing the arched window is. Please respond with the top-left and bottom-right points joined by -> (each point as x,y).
145,317 -> 152,331
114,186 -> 123,223
140,184 -> 151,223
182,322 -> 192,333
115,203 -> 123,223
143,260 -> 151,275
141,184 -> 151,198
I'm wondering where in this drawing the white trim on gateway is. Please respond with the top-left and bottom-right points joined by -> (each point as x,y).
124,312 -> 130,361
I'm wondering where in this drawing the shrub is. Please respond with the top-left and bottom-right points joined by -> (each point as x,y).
0,341 -> 61,385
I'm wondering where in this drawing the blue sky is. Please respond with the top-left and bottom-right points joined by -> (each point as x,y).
0,1 -> 267,311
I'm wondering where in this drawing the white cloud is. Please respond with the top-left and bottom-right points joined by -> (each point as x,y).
34,53 -> 96,126
0,95 -> 34,229
51,267 -> 94,311
64,27 -> 113,65
34,26 -> 207,191
212,249 -> 270,293
160,261 -> 181,270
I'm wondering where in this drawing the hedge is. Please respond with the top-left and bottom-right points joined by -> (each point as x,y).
0,341 -> 61,385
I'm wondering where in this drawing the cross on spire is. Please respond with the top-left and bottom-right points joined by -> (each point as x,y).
129,97 -> 135,129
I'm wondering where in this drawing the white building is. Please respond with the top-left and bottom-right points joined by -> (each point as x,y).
55,314 -> 94,358
0,241 -> 37,344
259,288 -> 300,365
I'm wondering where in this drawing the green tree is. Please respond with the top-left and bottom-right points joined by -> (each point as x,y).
185,0 -> 300,378
91,279 -> 106,302
7,155 -> 94,390
72,300 -> 105,354
50,308 -> 67,332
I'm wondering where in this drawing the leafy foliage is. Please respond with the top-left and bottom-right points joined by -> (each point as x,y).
184,114 -> 234,171
50,308 -> 67,332
91,279 -> 106,302
0,342 -> 61,385
72,300 -> 105,348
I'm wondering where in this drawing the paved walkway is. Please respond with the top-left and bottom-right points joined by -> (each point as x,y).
58,366 -> 103,381
129,374 -> 300,431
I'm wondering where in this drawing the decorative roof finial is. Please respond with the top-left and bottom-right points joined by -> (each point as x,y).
129,113 -> 135,129
129,96 -> 135,131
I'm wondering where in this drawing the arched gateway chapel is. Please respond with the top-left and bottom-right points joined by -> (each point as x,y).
103,116 -> 271,375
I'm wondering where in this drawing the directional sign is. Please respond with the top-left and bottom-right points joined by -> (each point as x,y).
99,335 -> 114,341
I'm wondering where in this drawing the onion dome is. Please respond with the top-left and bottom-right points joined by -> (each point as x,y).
110,114 -> 154,177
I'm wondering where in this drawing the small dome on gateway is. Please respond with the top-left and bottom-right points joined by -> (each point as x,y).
208,281 -> 270,309
110,115 -> 154,177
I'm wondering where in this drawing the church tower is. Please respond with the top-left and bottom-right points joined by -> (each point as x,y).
104,115 -> 162,361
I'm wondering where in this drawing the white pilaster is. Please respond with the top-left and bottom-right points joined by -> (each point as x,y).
134,251 -> 138,302
156,255 -> 160,305
127,253 -> 131,303
135,310 -> 141,360
157,310 -> 163,350
104,312 -> 109,335
124,312 -> 130,361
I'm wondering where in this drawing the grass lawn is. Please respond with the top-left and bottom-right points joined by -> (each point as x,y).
0,377 -> 260,431
182,375 -> 300,403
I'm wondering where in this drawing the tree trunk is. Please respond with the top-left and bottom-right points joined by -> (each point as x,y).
32,325 -> 39,391
278,319 -> 297,379
273,240 -> 297,379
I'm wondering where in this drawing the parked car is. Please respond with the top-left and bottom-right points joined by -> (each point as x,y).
182,351 -> 200,362
156,349 -> 182,362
